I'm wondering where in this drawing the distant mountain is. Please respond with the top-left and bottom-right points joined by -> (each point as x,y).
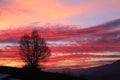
48,60 -> 120,80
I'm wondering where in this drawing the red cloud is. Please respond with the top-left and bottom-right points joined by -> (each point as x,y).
0,20 -> 120,69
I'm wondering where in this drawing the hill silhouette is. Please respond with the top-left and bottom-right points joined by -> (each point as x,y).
79,60 -> 120,80
49,60 -> 120,80
0,66 -> 87,80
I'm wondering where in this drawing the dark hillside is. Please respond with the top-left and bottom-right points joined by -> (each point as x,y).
0,66 -> 87,80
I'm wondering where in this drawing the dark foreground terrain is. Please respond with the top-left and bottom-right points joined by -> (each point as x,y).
49,60 -> 120,80
1,60 -> 120,80
0,66 -> 87,80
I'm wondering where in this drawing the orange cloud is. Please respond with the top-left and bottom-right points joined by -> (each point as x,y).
0,0 -> 80,30
0,0 -> 119,29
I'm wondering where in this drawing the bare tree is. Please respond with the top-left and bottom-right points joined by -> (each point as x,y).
19,30 -> 51,70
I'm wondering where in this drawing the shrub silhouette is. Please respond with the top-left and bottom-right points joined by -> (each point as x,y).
19,30 -> 51,70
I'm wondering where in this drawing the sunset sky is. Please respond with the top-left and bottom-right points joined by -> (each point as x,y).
0,0 -> 120,69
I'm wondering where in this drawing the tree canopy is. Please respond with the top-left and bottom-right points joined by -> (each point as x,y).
19,30 -> 51,70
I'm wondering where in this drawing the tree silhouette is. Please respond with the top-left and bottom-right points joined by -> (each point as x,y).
19,30 -> 51,70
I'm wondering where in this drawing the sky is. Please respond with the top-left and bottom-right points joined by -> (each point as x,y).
0,0 -> 120,69
0,0 -> 120,29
